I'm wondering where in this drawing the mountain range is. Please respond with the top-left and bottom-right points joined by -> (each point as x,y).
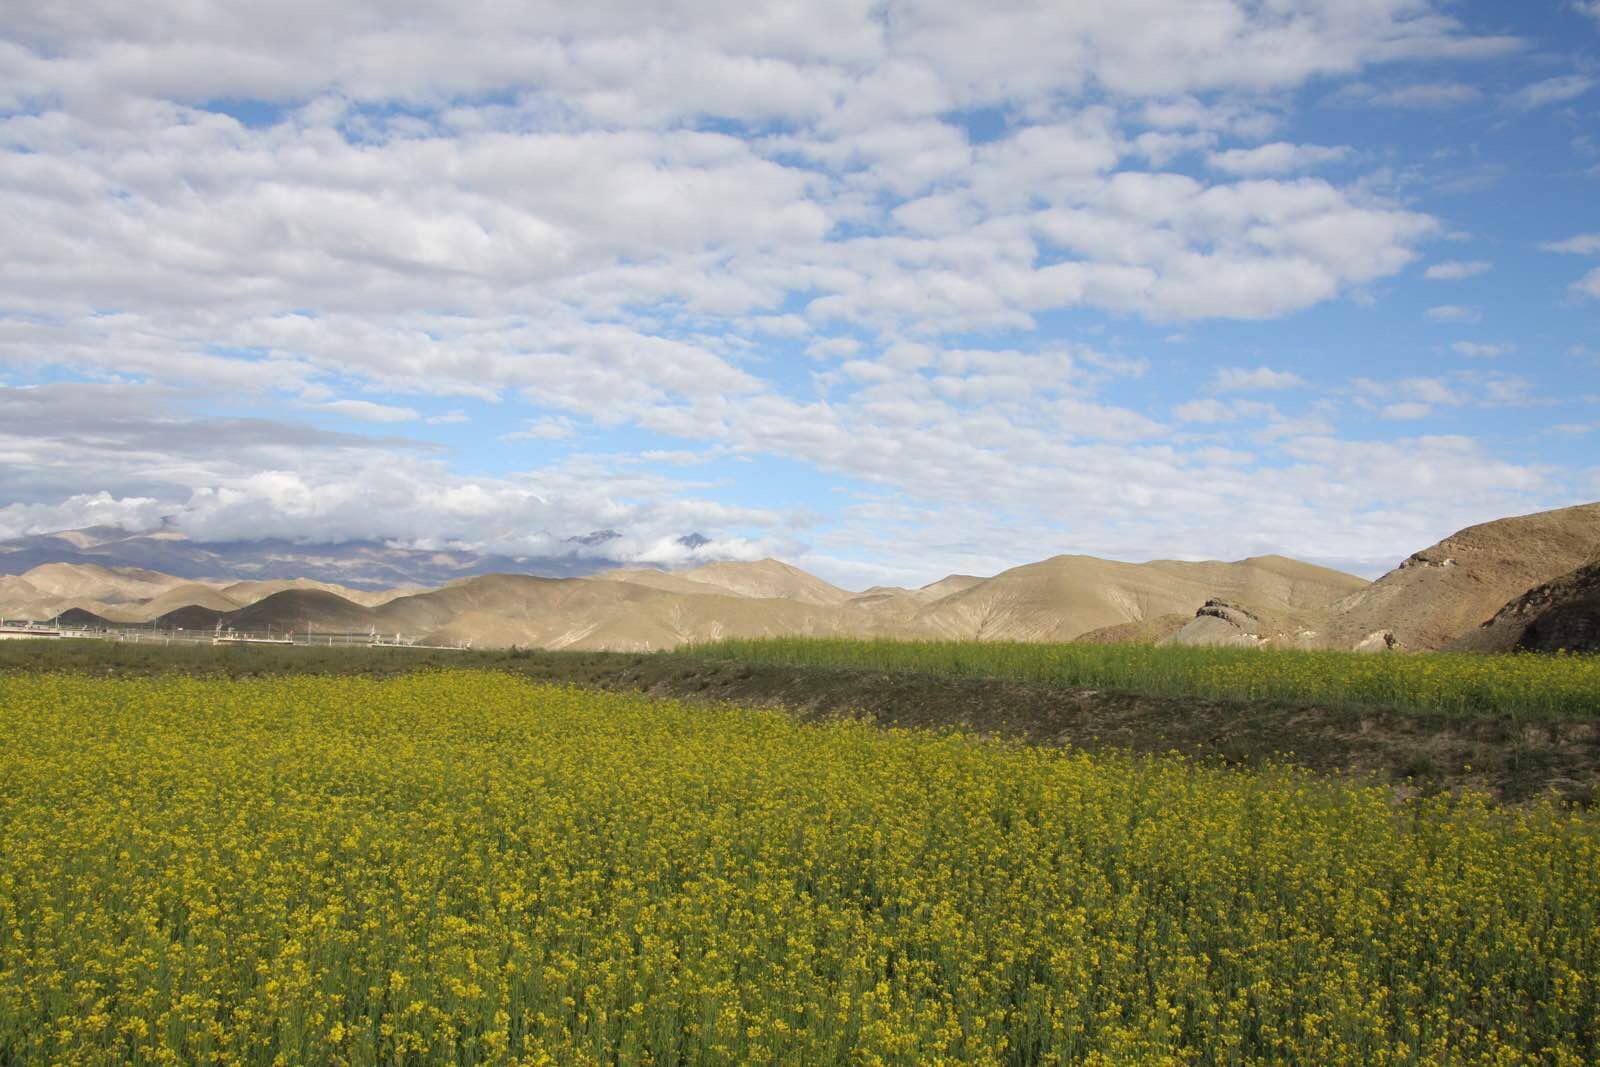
0,522 -> 643,589
2,502 -> 1597,653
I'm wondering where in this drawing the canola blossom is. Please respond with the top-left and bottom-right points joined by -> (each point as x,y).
687,637 -> 1600,719
1,671 -> 1597,1065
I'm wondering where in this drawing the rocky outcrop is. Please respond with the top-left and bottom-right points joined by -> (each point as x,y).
1451,559 -> 1600,654
1354,630 -> 1400,654
1160,599 -> 1264,648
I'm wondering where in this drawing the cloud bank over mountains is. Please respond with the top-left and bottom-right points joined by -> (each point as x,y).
1,1 -> 1596,586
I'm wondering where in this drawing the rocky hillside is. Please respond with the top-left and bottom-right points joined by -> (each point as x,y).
1450,557 -> 1600,654
1322,502 -> 1600,651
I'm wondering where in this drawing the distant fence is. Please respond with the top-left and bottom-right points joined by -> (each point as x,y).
0,620 -> 470,652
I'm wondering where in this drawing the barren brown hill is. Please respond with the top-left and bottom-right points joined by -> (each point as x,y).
1324,502 -> 1600,651
1449,555 -> 1600,655
1075,613 -> 1194,645
0,575 -> 64,621
596,560 -> 855,606
372,558 -> 1369,652
158,589 -> 384,635
16,562 -> 187,603
911,554 -> 1367,644
919,574 -> 986,600
5,553 -> 1377,652
56,606 -> 115,628
0,580 -> 122,626
375,574 -> 880,651
219,578 -> 417,608
112,583 -> 241,623
672,559 -> 853,605
847,575 -> 986,612
588,569 -> 736,598
0,563 -> 419,626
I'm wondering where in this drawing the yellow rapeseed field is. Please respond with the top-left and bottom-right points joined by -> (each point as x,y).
1,671 -> 1596,1065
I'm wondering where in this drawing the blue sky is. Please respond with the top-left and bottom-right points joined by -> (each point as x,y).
1,0 -> 1597,587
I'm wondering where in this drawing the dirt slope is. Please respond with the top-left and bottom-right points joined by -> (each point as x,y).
0,563 -> 419,626
672,559 -> 854,605
13,553 -> 1373,652
219,578 -> 418,608
158,589 -> 382,634
0,572 -> 126,623
912,554 -> 1366,644
15,562 -> 187,603
1324,502 -> 1600,651
381,574 -> 878,651
114,583 -> 241,622
0,576 -> 62,621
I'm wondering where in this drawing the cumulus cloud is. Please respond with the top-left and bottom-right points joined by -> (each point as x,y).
1542,233 -> 1600,254
309,400 -> 420,423
1425,260 -> 1490,280
1452,341 -> 1513,359
1426,304 -> 1480,322
1353,376 -> 1464,417
1350,372 -> 1541,421
1539,235 -> 1600,299
502,417 -> 579,442
1574,268 -> 1600,299
1381,401 -> 1433,420
1207,142 -> 1350,176
1212,367 -> 1307,393
0,492 -> 168,541
1361,81 -> 1483,107
0,0 -> 1582,585
1172,397 -> 1236,423
0,385 -> 795,562
1507,74 -> 1596,110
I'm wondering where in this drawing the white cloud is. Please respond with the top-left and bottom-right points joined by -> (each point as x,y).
1538,236 -> 1600,299
0,1 -> 1579,586
1,0 -> 1515,128
1354,376 -> 1463,407
1481,376 -> 1535,406
1363,82 -> 1482,108
1173,397 -> 1235,423
1451,341 -> 1513,359
0,386 -> 794,563
0,491 -> 168,540
805,337 -> 863,360
1574,267 -> 1600,299
426,410 -> 469,425
1352,372 -> 1541,416
502,417 -> 578,442
1542,233 -> 1600,254
309,399 -> 420,423
1425,304 -> 1480,322
1212,366 -> 1306,392
1507,74 -> 1596,110
1207,142 -> 1350,176
1424,260 -> 1490,280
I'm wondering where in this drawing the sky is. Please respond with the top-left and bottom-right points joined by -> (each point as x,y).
1,0 -> 1598,589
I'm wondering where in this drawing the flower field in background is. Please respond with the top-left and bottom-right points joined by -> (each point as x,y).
2,671 -> 1597,1065
686,637 -> 1600,719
